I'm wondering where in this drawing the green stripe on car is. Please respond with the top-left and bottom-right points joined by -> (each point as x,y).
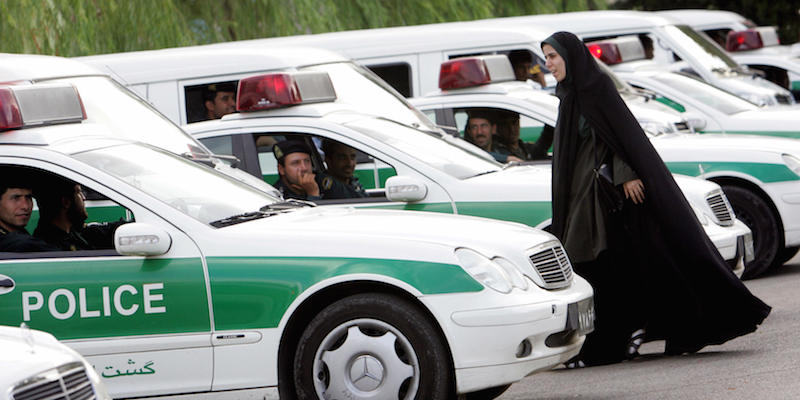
666,161 -> 800,183
206,257 -> 482,330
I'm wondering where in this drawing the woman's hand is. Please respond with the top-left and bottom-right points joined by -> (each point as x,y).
623,179 -> 645,204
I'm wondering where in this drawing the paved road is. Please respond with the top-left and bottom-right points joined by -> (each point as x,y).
499,258 -> 800,399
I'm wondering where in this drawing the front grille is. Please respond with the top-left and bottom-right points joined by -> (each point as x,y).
12,362 -> 96,400
706,191 -> 734,226
776,94 -> 793,105
674,121 -> 691,133
528,243 -> 573,289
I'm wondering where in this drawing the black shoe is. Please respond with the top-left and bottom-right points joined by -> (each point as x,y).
626,328 -> 645,359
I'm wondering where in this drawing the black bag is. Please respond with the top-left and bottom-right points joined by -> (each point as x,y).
592,132 -> 624,214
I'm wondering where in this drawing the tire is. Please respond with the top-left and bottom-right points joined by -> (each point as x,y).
722,185 -> 781,279
776,246 -> 800,265
293,293 -> 452,400
460,384 -> 511,400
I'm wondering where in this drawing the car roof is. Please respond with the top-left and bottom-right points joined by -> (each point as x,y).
0,53 -> 102,82
200,25 -> 554,60
470,10 -> 676,34
656,9 -> 747,27
77,46 -> 348,85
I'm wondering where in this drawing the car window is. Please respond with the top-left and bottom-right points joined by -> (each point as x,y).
251,133 -> 397,191
1,166 -> 134,259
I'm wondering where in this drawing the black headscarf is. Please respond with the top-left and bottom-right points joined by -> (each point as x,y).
543,31 -> 770,350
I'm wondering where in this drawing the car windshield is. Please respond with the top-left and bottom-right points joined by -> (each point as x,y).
596,60 -> 637,93
46,76 -> 209,157
73,143 -> 281,226
344,118 -> 501,179
302,62 -> 440,132
661,25 -> 740,73
651,73 -> 759,115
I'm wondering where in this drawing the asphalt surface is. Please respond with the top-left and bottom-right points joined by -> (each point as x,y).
498,257 -> 800,400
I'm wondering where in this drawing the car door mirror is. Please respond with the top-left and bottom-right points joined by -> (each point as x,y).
114,223 -> 172,256
683,112 -> 707,132
385,176 -> 428,202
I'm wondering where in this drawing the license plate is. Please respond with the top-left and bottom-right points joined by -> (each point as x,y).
738,233 -> 755,263
567,297 -> 595,336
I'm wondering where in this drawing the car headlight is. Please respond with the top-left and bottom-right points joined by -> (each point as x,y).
455,248 -> 528,293
782,154 -> 800,176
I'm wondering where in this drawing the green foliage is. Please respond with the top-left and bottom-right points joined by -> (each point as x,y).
1,0 -> 606,56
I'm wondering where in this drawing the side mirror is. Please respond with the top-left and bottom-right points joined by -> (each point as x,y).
385,176 -> 428,202
114,223 -> 172,256
683,112 -> 707,132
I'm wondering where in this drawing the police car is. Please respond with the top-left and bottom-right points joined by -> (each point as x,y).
180,61 -> 750,280
0,66 -> 594,399
0,324 -> 111,400
410,56 -> 800,279
658,9 -> 800,99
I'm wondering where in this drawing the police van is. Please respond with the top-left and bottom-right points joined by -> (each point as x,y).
658,9 -> 800,99
409,55 -> 800,278
0,55 -> 595,399
0,324 -> 111,400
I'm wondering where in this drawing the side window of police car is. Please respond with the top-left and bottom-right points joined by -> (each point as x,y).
451,108 -> 547,143
251,133 -> 396,197
0,166 -> 133,259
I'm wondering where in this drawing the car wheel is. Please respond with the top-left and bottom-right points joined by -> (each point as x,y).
776,246 -> 800,265
293,293 -> 452,400
722,185 -> 780,279
460,384 -> 511,400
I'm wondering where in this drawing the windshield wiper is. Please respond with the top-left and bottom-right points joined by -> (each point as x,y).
210,211 -> 274,228
260,199 -> 316,211
181,152 -> 241,168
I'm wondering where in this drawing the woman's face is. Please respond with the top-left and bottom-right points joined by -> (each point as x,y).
543,44 -> 566,82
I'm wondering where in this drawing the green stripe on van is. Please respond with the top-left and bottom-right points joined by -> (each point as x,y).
666,161 -> 800,183
656,97 -> 686,113
206,257 -> 482,330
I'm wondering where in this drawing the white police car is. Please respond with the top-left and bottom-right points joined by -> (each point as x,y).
658,9 -> 800,99
0,66 -> 594,399
0,324 -> 111,400
412,56 -> 800,279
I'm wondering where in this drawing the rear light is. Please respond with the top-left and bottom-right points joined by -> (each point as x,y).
0,88 -> 23,131
586,36 -> 647,66
726,29 -> 762,51
587,43 -> 622,65
0,84 -> 83,131
438,55 -> 515,90
237,71 -> 336,112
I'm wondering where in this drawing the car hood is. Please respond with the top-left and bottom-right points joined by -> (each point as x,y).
733,106 -> 800,126
208,206 -> 556,262
0,326 -> 82,387
653,131 -> 800,157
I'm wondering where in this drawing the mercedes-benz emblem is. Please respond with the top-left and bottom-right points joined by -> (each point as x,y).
349,355 -> 384,391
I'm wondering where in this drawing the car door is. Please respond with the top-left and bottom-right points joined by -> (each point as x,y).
0,159 -> 212,399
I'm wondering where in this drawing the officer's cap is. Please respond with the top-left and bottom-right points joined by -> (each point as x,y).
273,140 -> 311,162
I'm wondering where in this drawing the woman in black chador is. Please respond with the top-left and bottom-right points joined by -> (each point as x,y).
541,31 -> 771,366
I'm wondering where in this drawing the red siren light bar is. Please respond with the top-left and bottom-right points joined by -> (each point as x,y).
237,71 -> 336,112
438,55 -> 516,90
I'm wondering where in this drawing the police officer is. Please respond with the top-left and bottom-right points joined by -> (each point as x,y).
272,140 -> 359,201
34,178 -> 122,251
465,109 -> 522,163
321,139 -> 368,198
203,82 -> 237,120
492,110 -> 553,161
0,170 -> 58,252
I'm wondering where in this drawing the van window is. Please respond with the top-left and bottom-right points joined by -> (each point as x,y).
184,81 -> 238,123
367,63 -> 412,98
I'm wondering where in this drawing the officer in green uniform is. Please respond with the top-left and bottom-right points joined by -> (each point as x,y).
272,140 -> 360,201
321,139 -> 368,198
34,178 -> 123,251
0,170 -> 58,252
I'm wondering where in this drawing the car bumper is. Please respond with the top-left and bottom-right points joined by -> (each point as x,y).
419,275 -> 593,393
705,219 -> 751,278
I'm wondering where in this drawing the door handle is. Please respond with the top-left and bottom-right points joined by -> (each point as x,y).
0,278 -> 13,288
